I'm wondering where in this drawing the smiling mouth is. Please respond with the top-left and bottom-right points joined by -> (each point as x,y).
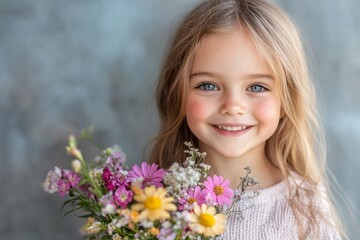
214,125 -> 252,132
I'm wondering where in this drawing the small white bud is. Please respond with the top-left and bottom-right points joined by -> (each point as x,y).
71,159 -> 82,173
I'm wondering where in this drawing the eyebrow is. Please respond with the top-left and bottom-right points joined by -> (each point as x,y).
189,71 -> 273,80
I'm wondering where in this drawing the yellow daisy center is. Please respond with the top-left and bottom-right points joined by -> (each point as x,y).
188,197 -> 196,204
213,185 -> 224,195
144,196 -> 161,210
199,213 -> 216,227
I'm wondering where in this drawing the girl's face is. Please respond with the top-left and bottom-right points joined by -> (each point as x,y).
186,27 -> 281,161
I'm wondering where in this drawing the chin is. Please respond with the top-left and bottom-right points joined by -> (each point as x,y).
216,148 -> 248,159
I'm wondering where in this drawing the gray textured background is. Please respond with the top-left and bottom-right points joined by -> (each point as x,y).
0,0 -> 359,239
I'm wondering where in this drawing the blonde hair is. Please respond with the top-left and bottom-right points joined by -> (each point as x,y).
149,0 -> 345,238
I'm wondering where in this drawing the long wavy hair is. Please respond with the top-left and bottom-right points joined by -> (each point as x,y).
148,0 -> 345,238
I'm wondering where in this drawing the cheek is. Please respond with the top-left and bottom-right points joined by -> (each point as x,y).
186,96 -> 211,122
253,97 -> 281,124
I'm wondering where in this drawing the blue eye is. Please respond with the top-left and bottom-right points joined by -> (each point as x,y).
198,83 -> 218,91
248,84 -> 266,92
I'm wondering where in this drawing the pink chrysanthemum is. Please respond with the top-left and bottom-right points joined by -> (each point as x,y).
179,186 -> 207,210
203,175 -> 234,206
128,162 -> 165,188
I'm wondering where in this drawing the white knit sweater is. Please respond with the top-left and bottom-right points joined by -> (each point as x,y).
219,178 -> 341,240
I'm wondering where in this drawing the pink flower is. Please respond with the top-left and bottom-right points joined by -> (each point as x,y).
188,186 -> 207,206
128,162 -> 165,188
179,186 -> 207,210
102,167 -> 129,191
102,167 -> 117,191
63,170 -> 80,187
57,179 -> 71,196
102,167 -> 112,182
114,186 -> 133,209
203,175 -> 234,206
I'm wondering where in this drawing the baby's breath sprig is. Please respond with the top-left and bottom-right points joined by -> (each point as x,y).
224,167 -> 260,218
184,141 -> 207,164
238,167 -> 260,193
183,141 -> 210,178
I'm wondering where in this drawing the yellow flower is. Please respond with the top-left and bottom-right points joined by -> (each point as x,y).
129,210 -> 140,223
131,183 -> 143,195
188,204 -> 226,237
148,227 -> 160,236
131,186 -> 176,221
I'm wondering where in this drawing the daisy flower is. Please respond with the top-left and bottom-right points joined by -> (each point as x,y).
204,175 -> 234,206
128,162 -> 165,188
188,186 -> 207,205
179,186 -> 207,210
188,204 -> 226,237
131,186 -> 176,221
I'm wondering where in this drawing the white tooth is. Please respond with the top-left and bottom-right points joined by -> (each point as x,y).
217,125 -> 249,131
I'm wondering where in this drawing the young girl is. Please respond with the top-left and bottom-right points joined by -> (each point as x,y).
149,0 -> 345,239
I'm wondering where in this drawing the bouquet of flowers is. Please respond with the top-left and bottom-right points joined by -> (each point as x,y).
43,128 -> 259,240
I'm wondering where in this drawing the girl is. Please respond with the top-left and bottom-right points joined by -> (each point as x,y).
149,0 -> 345,239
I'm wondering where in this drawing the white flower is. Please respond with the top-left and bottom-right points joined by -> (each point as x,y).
107,217 -> 129,235
116,217 -> 129,228
140,220 -> 153,228
168,162 -> 179,172
71,159 -> 82,173
107,220 -> 116,235
162,221 -> 172,229
42,167 -> 62,193
102,203 -> 116,215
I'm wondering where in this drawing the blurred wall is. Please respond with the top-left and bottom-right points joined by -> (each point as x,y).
0,0 -> 358,239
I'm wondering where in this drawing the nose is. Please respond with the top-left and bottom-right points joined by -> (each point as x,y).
219,91 -> 246,115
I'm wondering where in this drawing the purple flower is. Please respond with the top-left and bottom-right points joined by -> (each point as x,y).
57,179 -> 71,196
106,150 -> 126,170
158,228 -> 176,240
114,186 -> 133,209
203,175 -> 234,206
99,193 -> 116,215
102,167 -> 117,191
102,167 -> 112,182
63,170 -> 80,187
102,167 -> 129,191
114,171 -> 130,187
128,162 -> 165,188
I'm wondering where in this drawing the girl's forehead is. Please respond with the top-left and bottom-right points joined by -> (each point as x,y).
191,27 -> 272,78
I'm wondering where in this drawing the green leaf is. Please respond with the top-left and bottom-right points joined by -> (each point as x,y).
63,206 -> 83,218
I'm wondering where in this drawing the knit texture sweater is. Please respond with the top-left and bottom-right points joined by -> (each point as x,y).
219,177 -> 341,240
